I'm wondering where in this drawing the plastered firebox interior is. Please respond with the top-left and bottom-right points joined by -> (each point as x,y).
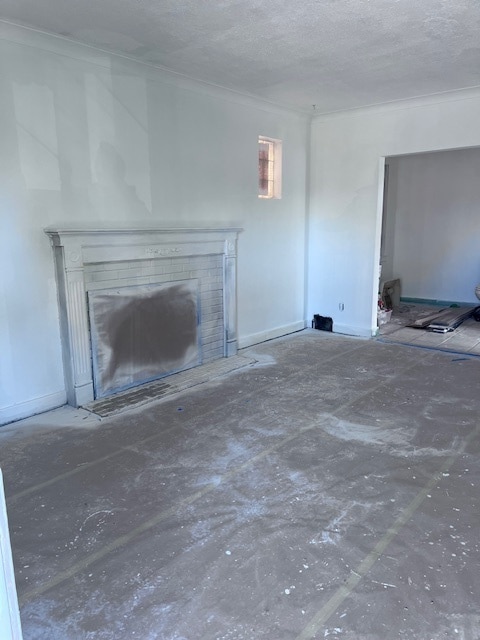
88,281 -> 200,398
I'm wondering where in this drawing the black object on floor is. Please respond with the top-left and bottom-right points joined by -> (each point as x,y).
312,314 -> 333,331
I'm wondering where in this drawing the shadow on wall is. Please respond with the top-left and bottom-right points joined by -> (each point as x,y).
90,142 -> 152,220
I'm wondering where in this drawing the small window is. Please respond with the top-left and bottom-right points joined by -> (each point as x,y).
258,136 -> 282,199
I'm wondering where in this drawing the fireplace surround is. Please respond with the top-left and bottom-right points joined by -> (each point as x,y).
45,227 -> 241,407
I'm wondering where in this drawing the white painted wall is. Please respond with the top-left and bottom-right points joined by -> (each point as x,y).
382,148 -> 480,304
308,90 -> 480,337
0,22 -> 309,425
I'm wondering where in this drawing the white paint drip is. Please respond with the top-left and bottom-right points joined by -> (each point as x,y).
70,510 -> 116,547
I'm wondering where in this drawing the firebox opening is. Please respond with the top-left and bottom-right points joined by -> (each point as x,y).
88,280 -> 200,398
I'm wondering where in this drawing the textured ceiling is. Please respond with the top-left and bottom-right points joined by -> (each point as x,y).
1,0 -> 480,113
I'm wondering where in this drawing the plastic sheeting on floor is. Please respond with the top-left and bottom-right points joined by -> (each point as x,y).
1,331 -> 480,639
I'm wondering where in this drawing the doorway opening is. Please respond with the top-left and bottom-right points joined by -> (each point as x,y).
376,146 -> 480,354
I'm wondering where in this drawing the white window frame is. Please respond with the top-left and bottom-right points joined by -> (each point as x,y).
258,136 -> 282,199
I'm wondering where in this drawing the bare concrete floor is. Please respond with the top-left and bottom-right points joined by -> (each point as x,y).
1,330 -> 480,639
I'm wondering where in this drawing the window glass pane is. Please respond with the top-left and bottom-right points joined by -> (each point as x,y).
258,137 -> 281,199
259,143 -> 270,196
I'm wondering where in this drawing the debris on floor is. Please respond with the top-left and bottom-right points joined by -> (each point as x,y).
377,293 -> 392,326
377,308 -> 392,326
376,303 -> 480,356
380,278 -> 401,310
407,306 -> 474,332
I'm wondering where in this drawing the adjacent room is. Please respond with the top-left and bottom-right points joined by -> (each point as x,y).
376,146 -> 480,353
1,1 -> 480,638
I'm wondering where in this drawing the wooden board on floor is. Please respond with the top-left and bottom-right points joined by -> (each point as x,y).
407,308 -> 452,328
407,306 -> 473,332
427,307 -> 474,332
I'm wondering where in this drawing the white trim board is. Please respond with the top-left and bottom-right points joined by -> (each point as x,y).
333,324 -> 376,338
0,391 -> 66,427
0,470 -> 23,639
238,321 -> 305,350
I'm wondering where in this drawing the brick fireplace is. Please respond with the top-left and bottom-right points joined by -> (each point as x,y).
45,227 -> 241,407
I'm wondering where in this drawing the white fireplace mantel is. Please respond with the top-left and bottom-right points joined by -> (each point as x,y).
45,226 -> 241,407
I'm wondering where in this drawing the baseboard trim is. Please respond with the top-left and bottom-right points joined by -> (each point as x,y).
238,321 -> 306,349
0,390 -> 66,426
333,323 -> 376,338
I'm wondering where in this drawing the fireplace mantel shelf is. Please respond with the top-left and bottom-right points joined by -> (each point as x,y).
45,225 -> 243,235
